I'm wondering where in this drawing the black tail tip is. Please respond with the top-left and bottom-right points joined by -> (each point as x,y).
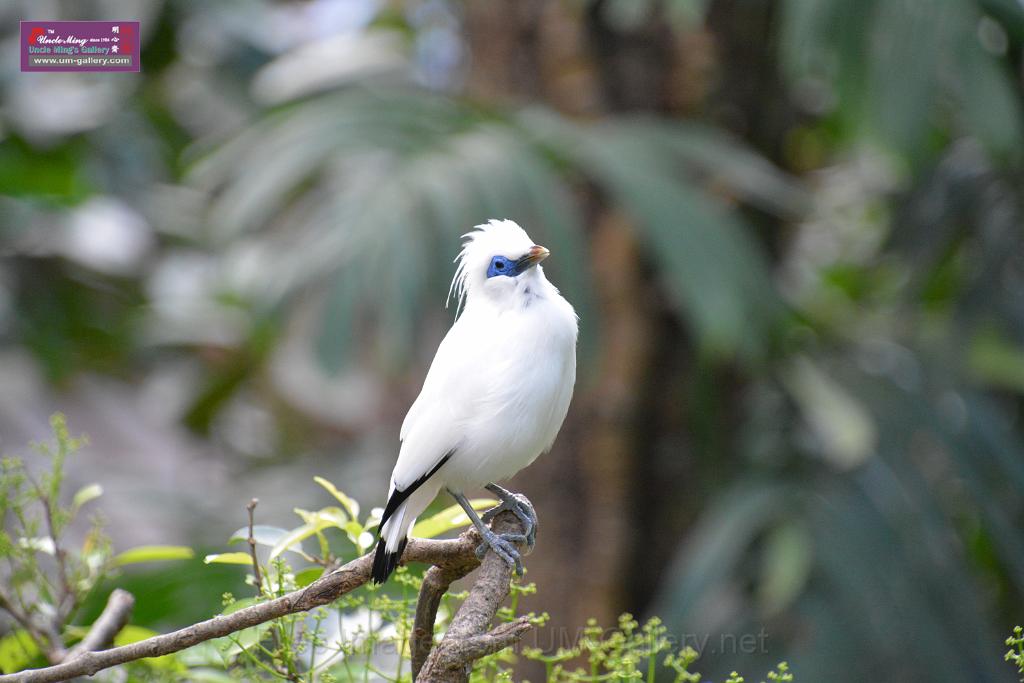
371,536 -> 408,585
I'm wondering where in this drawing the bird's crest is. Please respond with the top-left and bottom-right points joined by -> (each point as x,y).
447,219 -> 534,316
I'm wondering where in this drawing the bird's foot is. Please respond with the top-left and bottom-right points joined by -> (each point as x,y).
475,528 -> 526,576
482,492 -> 537,549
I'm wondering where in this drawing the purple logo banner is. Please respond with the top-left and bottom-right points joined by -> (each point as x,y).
20,21 -> 140,72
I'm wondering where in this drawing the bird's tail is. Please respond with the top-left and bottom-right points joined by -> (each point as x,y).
371,500 -> 414,584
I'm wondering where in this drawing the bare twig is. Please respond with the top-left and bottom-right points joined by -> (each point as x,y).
63,589 -> 135,661
416,511 -> 533,683
245,498 -> 263,594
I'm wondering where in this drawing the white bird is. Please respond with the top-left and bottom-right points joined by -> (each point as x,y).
372,219 -> 578,584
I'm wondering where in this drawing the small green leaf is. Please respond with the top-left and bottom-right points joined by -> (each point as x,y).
295,566 -> 323,587
114,545 -> 195,566
269,522 -> 328,561
783,357 -> 876,469
220,624 -> 271,658
314,506 -> 348,529
222,597 -> 258,615
412,499 -> 497,538
113,623 -> 179,668
364,507 -> 383,530
113,625 -> 159,645
343,520 -> 365,546
203,552 -> 255,565
758,522 -> 814,616
228,525 -> 291,547
0,630 -> 39,674
969,329 -> 1024,393
71,483 -> 103,514
313,476 -> 360,519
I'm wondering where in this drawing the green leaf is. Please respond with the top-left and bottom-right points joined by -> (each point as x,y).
0,630 -> 39,674
178,621 -> 269,666
314,506 -> 349,529
220,624 -> 271,659
114,545 -> 195,566
228,525 -> 292,548
113,625 -> 159,645
267,511 -> 342,561
295,566 -> 323,587
222,597 -> 258,615
70,483 -> 103,515
969,329 -> 1024,393
111,624 -> 180,669
203,552 -> 254,565
412,499 -> 497,538
268,524 -> 317,560
313,476 -> 360,519
782,356 -> 876,469
758,522 -> 814,616
342,520 -> 366,547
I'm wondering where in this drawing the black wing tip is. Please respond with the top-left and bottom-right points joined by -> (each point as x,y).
371,536 -> 408,585
380,448 -> 455,529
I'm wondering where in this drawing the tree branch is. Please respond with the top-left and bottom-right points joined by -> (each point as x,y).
63,589 -> 135,661
2,507 -> 532,683
416,511 -> 534,683
411,558 -> 478,678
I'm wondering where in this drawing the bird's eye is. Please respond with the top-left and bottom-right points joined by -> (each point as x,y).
495,260 -> 506,270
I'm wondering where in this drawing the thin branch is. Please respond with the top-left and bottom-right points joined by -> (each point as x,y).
63,589 -> 134,661
0,592 -> 54,662
37,624 -> 66,665
2,533 -> 482,683
26,475 -> 74,624
416,511 -> 534,683
245,498 -> 263,594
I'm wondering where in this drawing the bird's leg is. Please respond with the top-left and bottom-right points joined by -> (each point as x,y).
449,490 -> 526,576
481,483 -> 538,549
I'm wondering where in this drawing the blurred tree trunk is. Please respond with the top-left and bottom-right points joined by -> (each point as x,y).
461,0 -> 710,654
461,2 -> 798,663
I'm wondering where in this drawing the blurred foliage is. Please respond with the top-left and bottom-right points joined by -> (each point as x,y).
0,0 -> 1023,682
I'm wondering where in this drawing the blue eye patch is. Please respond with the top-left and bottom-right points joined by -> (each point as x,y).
487,255 -> 520,278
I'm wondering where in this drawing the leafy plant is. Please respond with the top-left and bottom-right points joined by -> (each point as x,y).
1008,625 -> 1024,682
0,414 -> 193,674
128,476 -> 793,682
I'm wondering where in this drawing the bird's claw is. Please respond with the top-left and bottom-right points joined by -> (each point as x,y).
475,529 -> 526,576
482,493 -> 538,549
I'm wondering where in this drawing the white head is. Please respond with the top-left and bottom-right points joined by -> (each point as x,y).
448,219 -> 551,313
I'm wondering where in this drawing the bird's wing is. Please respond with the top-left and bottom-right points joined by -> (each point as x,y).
391,314 -> 485,491
401,328 -> 452,443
